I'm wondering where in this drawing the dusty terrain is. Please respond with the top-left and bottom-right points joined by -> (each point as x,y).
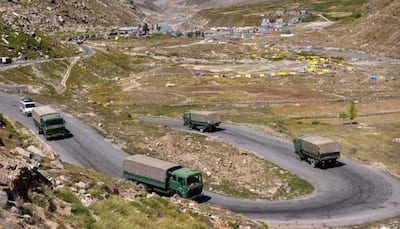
0,0 -> 399,228
0,114 -> 267,229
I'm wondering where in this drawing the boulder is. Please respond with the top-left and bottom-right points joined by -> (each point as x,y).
0,191 -> 8,207
75,181 -> 87,189
15,147 -> 31,158
49,160 -> 64,170
27,145 -> 45,158
37,170 -> 49,178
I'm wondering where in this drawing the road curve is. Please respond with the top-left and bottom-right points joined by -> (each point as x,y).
1,90 -> 400,226
0,44 -> 94,71
0,92 -> 127,177
138,116 -> 400,227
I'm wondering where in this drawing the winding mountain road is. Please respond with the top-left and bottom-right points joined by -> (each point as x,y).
137,117 -> 400,227
1,91 -> 399,226
0,44 -> 94,71
1,43 -> 400,226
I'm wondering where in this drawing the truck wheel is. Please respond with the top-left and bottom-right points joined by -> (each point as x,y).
172,191 -> 181,198
310,159 -> 317,168
295,153 -> 303,161
138,183 -> 149,192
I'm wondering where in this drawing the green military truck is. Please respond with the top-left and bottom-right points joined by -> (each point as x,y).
123,155 -> 203,198
293,135 -> 341,168
183,111 -> 221,132
32,106 -> 70,140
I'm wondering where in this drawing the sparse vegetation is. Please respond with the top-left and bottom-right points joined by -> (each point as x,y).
339,111 -> 348,124
348,101 -> 357,122
0,0 -> 399,227
0,19 -> 76,58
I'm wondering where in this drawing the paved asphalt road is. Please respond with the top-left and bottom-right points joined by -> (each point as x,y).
0,44 -> 94,70
138,117 -> 400,227
0,92 -> 127,177
1,90 -> 400,226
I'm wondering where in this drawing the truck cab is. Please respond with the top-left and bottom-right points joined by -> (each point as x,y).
40,114 -> 67,139
169,168 -> 203,198
183,111 -> 191,126
19,98 -> 36,116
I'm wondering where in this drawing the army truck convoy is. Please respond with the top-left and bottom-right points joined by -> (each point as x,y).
15,100 -> 341,197
123,155 -> 203,198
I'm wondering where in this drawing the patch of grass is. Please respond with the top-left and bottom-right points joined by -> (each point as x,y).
55,189 -> 94,228
0,18 -> 76,58
0,65 -> 38,85
132,104 -> 202,116
207,180 -> 256,199
90,197 -> 210,229
286,176 -> 314,196
38,60 -> 69,81
0,114 -> 32,150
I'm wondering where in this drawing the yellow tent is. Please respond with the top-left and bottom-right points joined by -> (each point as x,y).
278,71 -> 287,76
235,74 -> 242,78
259,73 -> 265,77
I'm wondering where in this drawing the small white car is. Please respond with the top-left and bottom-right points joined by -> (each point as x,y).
19,98 -> 36,116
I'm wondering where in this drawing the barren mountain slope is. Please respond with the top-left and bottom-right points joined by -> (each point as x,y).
335,0 -> 400,56
155,0 -> 266,10
0,0 -> 146,32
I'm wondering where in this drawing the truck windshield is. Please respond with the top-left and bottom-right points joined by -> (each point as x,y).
25,103 -> 35,108
45,119 -> 64,126
186,174 -> 202,185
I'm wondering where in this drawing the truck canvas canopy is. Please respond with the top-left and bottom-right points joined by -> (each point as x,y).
190,111 -> 220,123
123,155 -> 181,182
302,135 -> 340,154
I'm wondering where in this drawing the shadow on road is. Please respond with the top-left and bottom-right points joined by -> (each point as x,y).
185,125 -> 225,133
47,130 -> 74,141
320,160 -> 346,170
194,194 -> 211,203
211,127 -> 225,132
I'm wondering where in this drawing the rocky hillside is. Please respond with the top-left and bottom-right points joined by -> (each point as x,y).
187,0 -> 399,56
0,0 -> 146,33
154,0 -> 265,10
0,0 -> 152,58
0,114 -> 267,228
0,17 -> 76,59
335,0 -> 400,56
